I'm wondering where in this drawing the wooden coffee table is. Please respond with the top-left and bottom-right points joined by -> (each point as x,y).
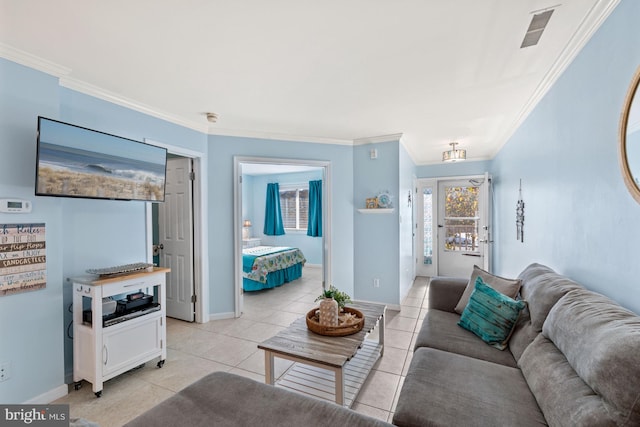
258,301 -> 385,407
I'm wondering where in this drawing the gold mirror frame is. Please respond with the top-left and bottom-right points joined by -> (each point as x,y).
619,65 -> 640,204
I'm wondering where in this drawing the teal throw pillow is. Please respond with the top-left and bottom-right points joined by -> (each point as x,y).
458,276 -> 527,350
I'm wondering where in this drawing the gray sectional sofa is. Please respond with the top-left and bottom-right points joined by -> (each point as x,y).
126,263 -> 639,426
393,263 -> 640,426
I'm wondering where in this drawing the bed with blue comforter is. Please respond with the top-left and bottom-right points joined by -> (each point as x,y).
242,246 -> 306,291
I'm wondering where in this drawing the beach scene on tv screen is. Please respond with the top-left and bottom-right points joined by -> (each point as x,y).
36,119 -> 166,201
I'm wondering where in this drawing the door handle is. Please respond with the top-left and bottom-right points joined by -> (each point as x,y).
462,253 -> 481,257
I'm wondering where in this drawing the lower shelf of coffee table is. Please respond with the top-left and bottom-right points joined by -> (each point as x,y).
275,339 -> 382,408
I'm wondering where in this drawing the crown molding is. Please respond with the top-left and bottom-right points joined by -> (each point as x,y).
353,133 -> 404,145
59,76 -> 210,133
207,127 -> 353,145
0,43 -> 71,77
490,0 -> 621,158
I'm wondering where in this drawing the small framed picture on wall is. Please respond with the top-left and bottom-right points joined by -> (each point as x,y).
366,197 -> 378,209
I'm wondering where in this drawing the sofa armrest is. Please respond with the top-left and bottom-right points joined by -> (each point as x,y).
428,277 -> 468,312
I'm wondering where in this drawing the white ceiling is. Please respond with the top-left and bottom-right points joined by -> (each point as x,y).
0,1 -> 619,164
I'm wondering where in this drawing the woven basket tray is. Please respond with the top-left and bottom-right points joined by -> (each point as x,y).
306,306 -> 364,336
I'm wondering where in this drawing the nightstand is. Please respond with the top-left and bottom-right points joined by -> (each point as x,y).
242,238 -> 261,248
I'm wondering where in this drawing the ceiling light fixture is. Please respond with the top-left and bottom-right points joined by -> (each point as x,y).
442,142 -> 466,162
205,112 -> 218,123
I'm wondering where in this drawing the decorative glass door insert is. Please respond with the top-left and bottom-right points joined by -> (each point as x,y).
443,185 -> 479,253
423,188 -> 433,265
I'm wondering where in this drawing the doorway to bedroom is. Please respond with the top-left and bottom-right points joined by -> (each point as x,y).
233,157 -> 331,317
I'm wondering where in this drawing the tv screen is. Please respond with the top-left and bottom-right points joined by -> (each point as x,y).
35,117 -> 167,202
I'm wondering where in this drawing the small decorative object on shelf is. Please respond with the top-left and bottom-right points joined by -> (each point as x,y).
366,197 -> 378,209
376,191 -> 393,208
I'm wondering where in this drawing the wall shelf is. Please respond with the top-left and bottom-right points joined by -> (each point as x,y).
357,208 -> 395,214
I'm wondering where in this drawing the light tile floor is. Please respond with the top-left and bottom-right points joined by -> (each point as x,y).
54,266 -> 430,426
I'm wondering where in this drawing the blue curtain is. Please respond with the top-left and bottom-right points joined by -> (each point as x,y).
264,183 -> 285,236
307,180 -> 322,237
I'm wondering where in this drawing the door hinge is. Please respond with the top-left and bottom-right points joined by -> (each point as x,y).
191,294 -> 197,303
189,171 -> 195,181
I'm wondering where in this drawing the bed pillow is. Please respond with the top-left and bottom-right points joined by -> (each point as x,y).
458,277 -> 527,350
454,265 -> 522,314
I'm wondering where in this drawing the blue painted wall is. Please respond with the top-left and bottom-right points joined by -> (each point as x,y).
241,174 -> 255,223
0,59 -> 64,404
491,0 -> 640,314
247,170 -> 323,265
0,58 -> 208,400
398,143 -> 416,302
354,141 -> 400,304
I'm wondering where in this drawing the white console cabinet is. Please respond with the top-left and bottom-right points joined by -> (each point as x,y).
72,267 -> 170,397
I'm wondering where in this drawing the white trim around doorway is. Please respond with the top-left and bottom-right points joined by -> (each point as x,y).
144,139 -> 209,323
233,156 -> 332,318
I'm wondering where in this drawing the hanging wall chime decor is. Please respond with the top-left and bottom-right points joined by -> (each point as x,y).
516,179 -> 524,242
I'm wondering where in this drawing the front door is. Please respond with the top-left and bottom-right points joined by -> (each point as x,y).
159,157 -> 195,321
437,178 -> 489,277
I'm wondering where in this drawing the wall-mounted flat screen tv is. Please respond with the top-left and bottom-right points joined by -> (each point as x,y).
35,117 -> 167,202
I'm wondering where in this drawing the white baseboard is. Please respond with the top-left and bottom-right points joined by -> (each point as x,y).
353,298 -> 401,312
208,311 -> 235,321
24,384 -> 68,404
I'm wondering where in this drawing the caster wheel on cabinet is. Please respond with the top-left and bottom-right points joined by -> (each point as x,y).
94,391 -> 102,398
157,360 -> 165,368
74,382 -> 82,391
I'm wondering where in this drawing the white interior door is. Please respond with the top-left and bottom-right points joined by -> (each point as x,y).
437,177 -> 489,278
415,179 -> 437,277
159,157 -> 195,321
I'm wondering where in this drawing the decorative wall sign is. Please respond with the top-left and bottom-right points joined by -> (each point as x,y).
516,180 -> 524,243
0,223 -> 47,296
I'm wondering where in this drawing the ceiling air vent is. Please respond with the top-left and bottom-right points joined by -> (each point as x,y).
521,9 -> 555,48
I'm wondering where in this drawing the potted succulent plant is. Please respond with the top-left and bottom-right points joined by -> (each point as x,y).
315,285 -> 352,309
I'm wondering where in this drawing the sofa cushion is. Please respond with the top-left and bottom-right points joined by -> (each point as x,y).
428,276 -> 468,312
458,277 -> 527,350
415,309 -> 518,367
542,289 -> 640,425
519,334 -> 617,427
454,265 -> 522,314
124,372 -> 392,427
508,263 -> 583,361
393,347 -> 545,427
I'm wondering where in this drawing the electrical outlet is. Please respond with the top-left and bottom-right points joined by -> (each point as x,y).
0,361 -> 10,382
373,278 -> 380,288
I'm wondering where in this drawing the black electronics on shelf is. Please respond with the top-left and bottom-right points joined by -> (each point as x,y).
83,293 -> 159,328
